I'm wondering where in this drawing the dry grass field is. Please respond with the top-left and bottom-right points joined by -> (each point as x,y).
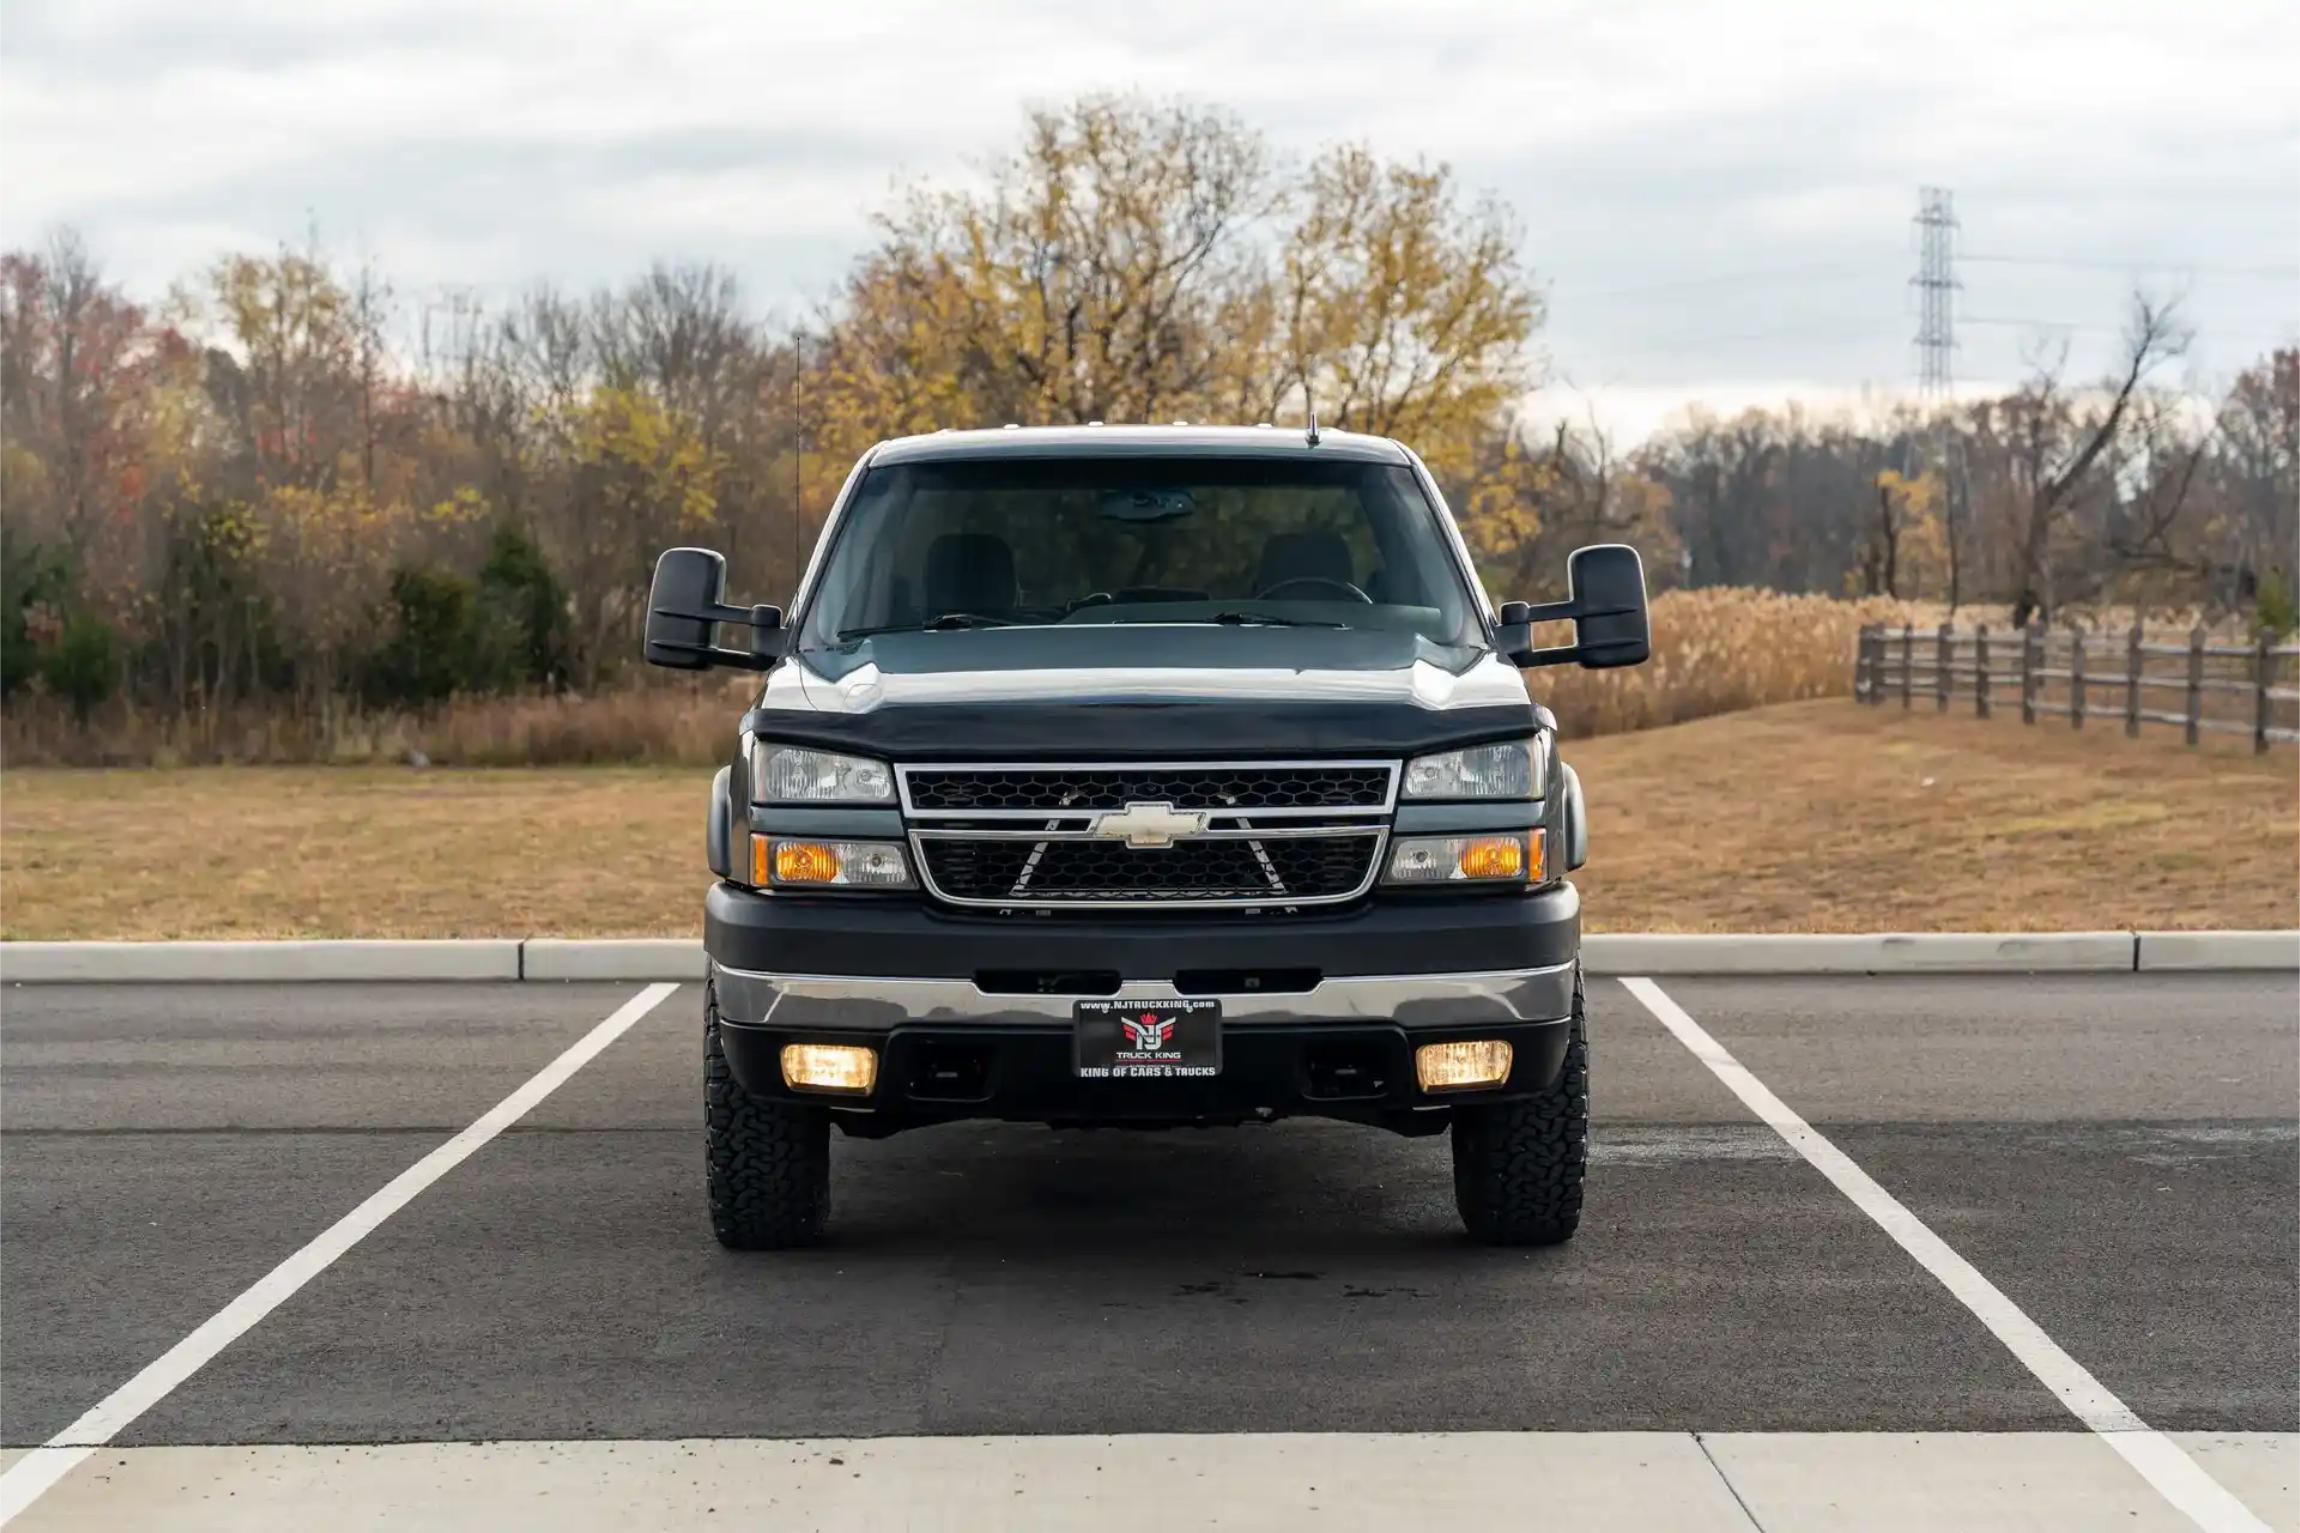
1568,699 -> 2295,931
4,699 -> 2291,939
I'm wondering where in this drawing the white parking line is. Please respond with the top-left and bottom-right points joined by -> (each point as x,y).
0,981 -> 679,1527
1620,975 -> 2272,1533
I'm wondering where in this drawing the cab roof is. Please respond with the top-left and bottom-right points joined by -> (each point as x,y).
868,423 -> 1412,466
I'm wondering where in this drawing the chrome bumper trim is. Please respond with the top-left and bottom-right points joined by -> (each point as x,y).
710,960 -> 1576,1031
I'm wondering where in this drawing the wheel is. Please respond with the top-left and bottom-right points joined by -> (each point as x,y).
705,980 -> 831,1249
1449,972 -> 1588,1246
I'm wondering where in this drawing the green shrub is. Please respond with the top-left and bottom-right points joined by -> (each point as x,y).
364,564 -> 481,707
41,612 -> 119,723
1,527 -> 67,698
477,522 -> 568,687
2255,568 -> 2297,640
362,529 -> 569,707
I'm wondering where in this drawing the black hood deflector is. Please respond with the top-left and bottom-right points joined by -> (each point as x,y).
740,626 -> 1538,758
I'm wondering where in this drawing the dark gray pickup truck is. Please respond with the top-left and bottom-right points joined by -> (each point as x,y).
643,424 -> 1650,1249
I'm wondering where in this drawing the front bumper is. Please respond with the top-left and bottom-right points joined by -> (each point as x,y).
705,881 -> 1581,1132
713,887 -> 1582,1139
714,1002 -> 1572,1135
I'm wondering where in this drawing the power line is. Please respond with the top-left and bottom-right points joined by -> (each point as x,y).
1962,252 -> 2298,280
1962,313 -> 2295,341
1556,259 -> 1881,303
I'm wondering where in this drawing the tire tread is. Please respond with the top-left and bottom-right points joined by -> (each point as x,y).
1450,972 -> 1589,1246
705,980 -> 831,1249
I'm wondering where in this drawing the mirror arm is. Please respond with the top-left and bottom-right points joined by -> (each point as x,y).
1515,596 -> 1642,626
1496,597 -> 1646,667
701,644 -> 774,672
1514,598 -> 1580,625
653,600 -> 781,630
648,600 -> 785,671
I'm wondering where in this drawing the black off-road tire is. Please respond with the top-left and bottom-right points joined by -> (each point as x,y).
705,983 -> 831,1249
1449,973 -> 1589,1246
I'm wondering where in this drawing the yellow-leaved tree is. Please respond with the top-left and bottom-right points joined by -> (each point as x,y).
1281,145 -> 1537,482
555,385 -> 724,686
1860,468 -> 1946,599
805,95 -> 1542,491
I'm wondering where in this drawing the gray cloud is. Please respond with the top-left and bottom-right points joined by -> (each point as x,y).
5,0 -> 2293,437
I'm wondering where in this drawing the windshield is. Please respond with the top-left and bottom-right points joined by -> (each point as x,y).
797,455 -> 1480,649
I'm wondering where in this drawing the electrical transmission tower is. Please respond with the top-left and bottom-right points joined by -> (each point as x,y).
1908,186 -> 1969,607
1910,186 -> 1959,399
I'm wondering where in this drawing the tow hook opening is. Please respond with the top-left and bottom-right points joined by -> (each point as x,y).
904,1042 -> 994,1103
1302,1042 -> 1392,1101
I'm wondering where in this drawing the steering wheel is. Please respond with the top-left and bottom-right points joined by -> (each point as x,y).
1254,575 -> 1374,604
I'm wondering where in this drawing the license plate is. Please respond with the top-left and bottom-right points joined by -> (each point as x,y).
1073,998 -> 1222,1079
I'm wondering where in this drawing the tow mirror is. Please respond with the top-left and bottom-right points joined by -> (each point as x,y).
644,547 -> 784,671
1496,544 -> 1651,670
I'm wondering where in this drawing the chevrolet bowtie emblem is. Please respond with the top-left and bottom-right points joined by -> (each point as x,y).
1092,800 -> 1208,850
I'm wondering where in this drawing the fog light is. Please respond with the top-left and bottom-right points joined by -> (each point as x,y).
781,1043 -> 877,1095
1416,1039 -> 1514,1091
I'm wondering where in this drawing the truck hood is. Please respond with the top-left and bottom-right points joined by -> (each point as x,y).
741,626 -> 1538,758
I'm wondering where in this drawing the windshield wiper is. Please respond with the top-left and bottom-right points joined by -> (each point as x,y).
836,612 -> 1016,640
1117,611 -> 1354,629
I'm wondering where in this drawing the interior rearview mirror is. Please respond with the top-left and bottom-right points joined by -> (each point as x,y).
644,547 -> 784,671
1495,544 -> 1651,671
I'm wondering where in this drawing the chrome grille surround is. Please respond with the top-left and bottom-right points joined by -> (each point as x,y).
896,759 -> 1399,910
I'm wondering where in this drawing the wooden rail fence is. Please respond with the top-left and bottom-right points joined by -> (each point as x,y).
1853,623 -> 2300,751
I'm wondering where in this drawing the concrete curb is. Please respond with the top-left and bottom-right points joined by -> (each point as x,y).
521,938 -> 704,982
1,932 -> 2292,983
0,939 -> 522,984
1580,931 -> 2139,975
2135,930 -> 2300,972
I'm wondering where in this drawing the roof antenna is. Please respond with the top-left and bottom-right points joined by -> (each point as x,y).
1304,391 -> 1321,449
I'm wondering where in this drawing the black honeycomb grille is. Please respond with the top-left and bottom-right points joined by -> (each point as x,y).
919,833 -> 1381,904
903,765 -> 1392,813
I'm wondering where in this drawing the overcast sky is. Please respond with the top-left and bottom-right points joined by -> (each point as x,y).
5,0 -> 2295,442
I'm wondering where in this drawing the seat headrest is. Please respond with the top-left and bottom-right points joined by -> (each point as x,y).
922,532 -> 1018,615
1254,530 -> 1354,593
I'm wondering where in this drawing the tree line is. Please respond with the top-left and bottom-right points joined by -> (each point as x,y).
3,94 -> 2291,728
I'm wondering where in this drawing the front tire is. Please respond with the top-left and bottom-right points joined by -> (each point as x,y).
1450,974 -> 1588,1246
705,982 -> 831,1249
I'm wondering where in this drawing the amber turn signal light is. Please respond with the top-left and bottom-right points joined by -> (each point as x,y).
768,838 -> 841,884
1457,835 -> 1527,879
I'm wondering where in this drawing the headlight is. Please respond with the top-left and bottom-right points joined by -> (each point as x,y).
1402,738 -> 1544,800
1384,831 -> 1544,885
751,742 -> 894,803
754,836 -> 915,888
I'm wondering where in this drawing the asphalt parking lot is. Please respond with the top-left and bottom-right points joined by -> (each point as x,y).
2,971 -> 2294,1529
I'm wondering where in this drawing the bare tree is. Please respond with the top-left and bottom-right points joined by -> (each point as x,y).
2005,293 -> 2192,626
